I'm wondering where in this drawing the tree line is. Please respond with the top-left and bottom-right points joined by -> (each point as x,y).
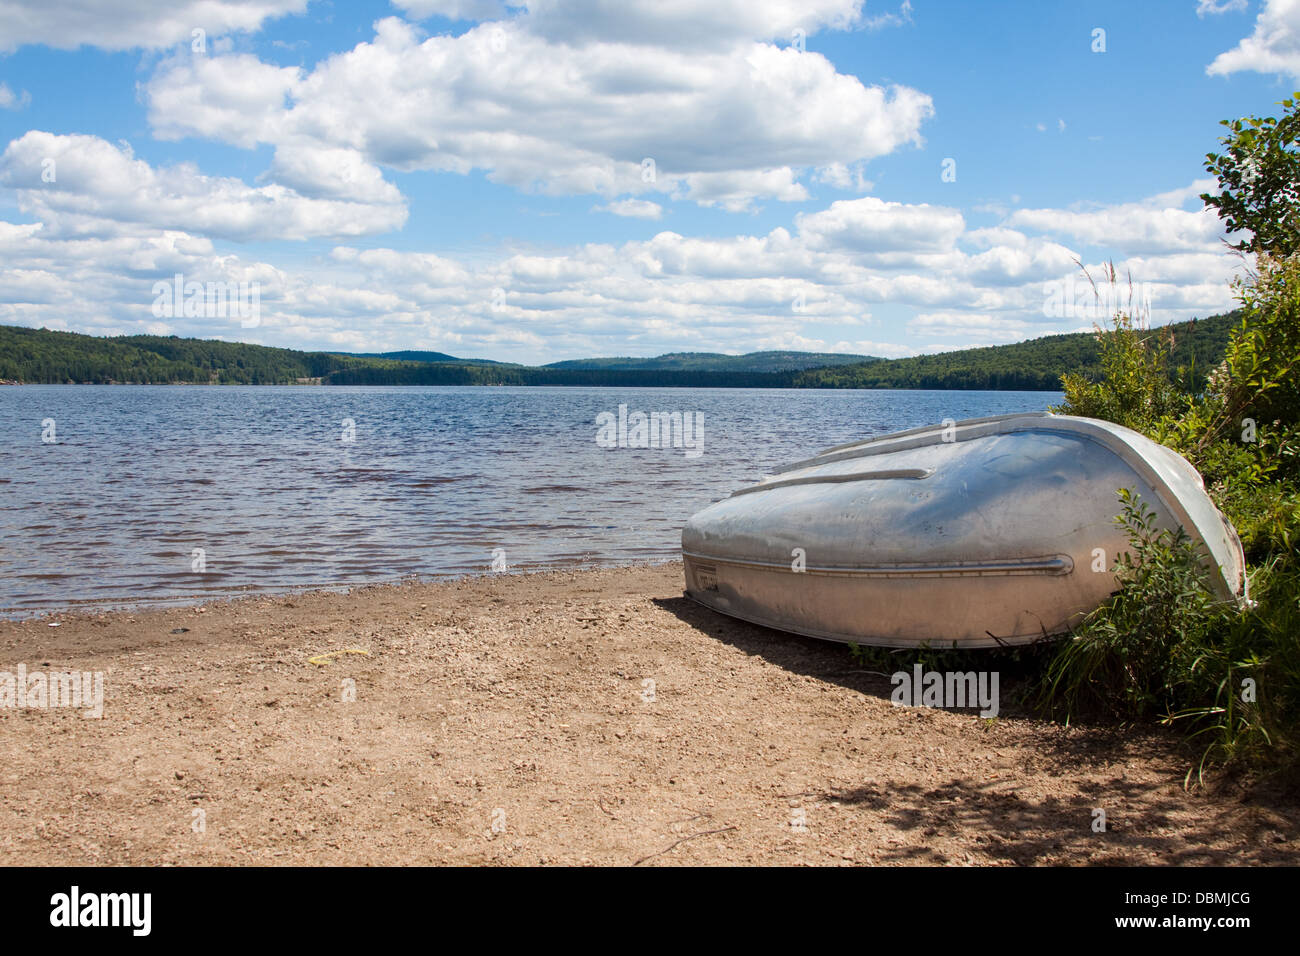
0,311 -> 1238,390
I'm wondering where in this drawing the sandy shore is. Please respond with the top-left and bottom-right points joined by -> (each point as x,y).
0,562 -> 1296,866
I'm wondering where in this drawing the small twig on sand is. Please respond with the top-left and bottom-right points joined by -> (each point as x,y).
669,810 -> 712,825
633,826 -> 738,865
596,797 -> 618,818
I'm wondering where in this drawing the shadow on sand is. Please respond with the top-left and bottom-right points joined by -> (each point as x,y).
653,593 -> 1300,865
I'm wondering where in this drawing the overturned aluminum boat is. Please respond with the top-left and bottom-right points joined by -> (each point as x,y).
681,413 -> 1247,648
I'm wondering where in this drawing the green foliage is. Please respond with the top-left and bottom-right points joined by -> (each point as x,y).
1047,287 -> 1300,778
0,326 -> 786,387
0,325 -> 383,385
1171,551 -> 1300,776
543,350 -> 880,373
1219,255 -> 1300,432
326,362 -> 786,387
1215,483 -> 1300,562
0,314 -> 1238,390
1202,92 -> 1300,257
1056,266 -> 1189,432
847,639 -> 1054,713
847,639 -> 1051,675
791,311 -> 1236,391
1046,230 -> 1300,780
1040,487 -> 1300,779
1039,491 -> 1236,723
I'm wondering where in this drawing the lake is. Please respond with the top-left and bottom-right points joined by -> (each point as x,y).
0,385 -> 1060,616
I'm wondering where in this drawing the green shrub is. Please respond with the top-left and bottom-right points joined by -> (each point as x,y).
1056,265 -> 1188,433
1041,95 -> 1300,780
1039,491 -> 1237,723
1173,551 -> 1300,777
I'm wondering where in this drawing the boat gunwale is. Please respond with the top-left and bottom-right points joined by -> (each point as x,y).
682,550 -> 1076,577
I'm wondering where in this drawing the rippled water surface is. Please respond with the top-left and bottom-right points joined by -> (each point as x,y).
0,385 -> 1059,615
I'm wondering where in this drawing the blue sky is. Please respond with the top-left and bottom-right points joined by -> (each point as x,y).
0,0 -> 1294,362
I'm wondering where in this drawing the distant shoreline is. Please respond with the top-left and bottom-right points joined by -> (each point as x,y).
0,312 -> 1239,392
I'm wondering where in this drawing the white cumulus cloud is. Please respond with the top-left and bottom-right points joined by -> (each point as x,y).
594,198 -> 664,219
0,0 -> 309,52
0,131 -> 407,241
144,15 -> 933,210
1208,0 -> 1300,79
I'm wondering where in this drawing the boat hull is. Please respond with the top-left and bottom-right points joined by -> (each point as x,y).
681,414 -> 1246,648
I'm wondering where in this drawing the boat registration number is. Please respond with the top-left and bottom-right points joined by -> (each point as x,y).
694,565 -> 719,592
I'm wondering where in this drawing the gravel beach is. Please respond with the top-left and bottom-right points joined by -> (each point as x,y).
1,563 -> 1296,866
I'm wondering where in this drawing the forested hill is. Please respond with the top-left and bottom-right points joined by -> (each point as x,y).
0,311 -> 1240,389
791,311 -> 1239,390
353,350 -> 506,366
543,350 -> 877,372
0,325 -> 394,385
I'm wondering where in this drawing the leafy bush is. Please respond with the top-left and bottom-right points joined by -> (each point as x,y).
1049,284 -> 1300,777
1038,491 -> 1235,723
1176,552 -> 1300,776
1041,95 -> 1300,781
1202,93 -> 1300,258
1045,119 -> 1300,780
